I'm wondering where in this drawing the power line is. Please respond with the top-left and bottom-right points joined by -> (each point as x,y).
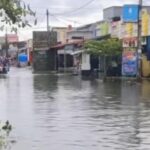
49,13 -> 82,25
54,0 -> 96,15
31,6 -> 101,10
48,12 -> 70,26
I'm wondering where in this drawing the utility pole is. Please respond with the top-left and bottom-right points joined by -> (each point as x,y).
5,28 -> 8,57
46,9 -> 51,47
137,0 -> 142,79
46,9 -> 50,32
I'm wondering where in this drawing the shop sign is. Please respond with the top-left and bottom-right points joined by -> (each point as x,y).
123,5 -> 139,22
122,37 -> 138,48
122,50 -> 137,76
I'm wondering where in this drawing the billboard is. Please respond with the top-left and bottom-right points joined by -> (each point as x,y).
7,34 -> 19,43
122,5 -> 139,22
122,37 -> 138,48
142,9 -> 150,36
100,22 -> 109,36
122,50 -> 137,76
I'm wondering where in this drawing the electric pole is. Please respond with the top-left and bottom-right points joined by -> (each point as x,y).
137,0 -> 142,79
5,28 -> 8,57
46,9 -> 51,48
46,9 -> 50,32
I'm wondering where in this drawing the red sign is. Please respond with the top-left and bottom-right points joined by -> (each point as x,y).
122,37 -> 137,47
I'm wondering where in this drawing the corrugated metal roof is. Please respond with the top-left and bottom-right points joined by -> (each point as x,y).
50,40 -> 84,50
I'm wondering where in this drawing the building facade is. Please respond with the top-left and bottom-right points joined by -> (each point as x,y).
52,27 -> 68,43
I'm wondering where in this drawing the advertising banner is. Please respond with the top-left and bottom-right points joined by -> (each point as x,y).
7,34 -> 19,43
122,37 -> 138,48
122,50 -> 137,76
142,9 -> 150,36
123,5 -> 139,22
111,21 -> 122,38
101,22 -> 109,36
125,23 -> 133,37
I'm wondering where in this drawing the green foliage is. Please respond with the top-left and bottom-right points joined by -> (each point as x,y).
84,38 -> 122,56
0,0 -> 37,32
0,121 -> 13,150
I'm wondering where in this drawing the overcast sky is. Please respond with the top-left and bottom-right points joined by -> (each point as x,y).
1,0 -> 150,40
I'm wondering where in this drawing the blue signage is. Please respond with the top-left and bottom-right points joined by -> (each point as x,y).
18,54 -> 28,62
122,5 -> 139,22
122,51 -> 137,76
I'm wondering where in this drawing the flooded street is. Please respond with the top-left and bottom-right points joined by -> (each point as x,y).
1,68 -> 150,150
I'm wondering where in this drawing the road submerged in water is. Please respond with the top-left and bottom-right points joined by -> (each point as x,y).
0,67 -> 150,150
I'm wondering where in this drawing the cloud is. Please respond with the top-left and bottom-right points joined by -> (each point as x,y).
1,0 -> 150,40
24,0 -> 146,27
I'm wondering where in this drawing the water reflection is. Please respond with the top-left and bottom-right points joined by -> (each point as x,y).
34,74 -> 58,92
141,80 -> 150,106
1,68 -> 150,149
121,81 -> 141,106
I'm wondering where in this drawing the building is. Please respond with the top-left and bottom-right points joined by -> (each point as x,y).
105,5 -> 150,77
67,23 -> 96,40
6,34 -> 19,43
52,27 -> 68,43
103,6 -> 150,21
32,31 -> 57,72
103,6 -> 122,21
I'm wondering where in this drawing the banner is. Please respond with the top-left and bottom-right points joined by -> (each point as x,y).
142,9 -> 150,36
122,37 -> 138,48
101,22 -> 109,36
123,5 -> 139,22
125,23 -> 133,37
122,50 -> 137,76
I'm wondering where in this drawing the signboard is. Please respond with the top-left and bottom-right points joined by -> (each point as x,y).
111,21 -> 122,38
125,23 -> 133,36
96,21 -> 109,37
33,31 -> 57,51
142,9 -> 150,36
122,37 -> 138,48
122,50 -> 137,76
101,22 -> 109,36
7,34 -> 19,43
123,5 -> 139,22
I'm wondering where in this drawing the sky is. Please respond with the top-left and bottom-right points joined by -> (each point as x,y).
1,0 -> 150,40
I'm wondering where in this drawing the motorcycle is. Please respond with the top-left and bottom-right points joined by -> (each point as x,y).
0,64 -> 9,74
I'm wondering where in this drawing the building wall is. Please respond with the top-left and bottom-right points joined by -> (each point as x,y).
103,7 -> 122,21
52,27 -> 68,43
67,23 -> 97,40
33,31 -> 57,72
33,50 -> 56,72
81,53 -> 91,70
103,6 -> 150,21
67,31 -> 93,40
0,36 -> 5,45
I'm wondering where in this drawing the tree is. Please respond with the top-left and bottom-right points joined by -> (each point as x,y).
84,38 -> 122,56
0,0 -> 37,32
84,38 -> 122,77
